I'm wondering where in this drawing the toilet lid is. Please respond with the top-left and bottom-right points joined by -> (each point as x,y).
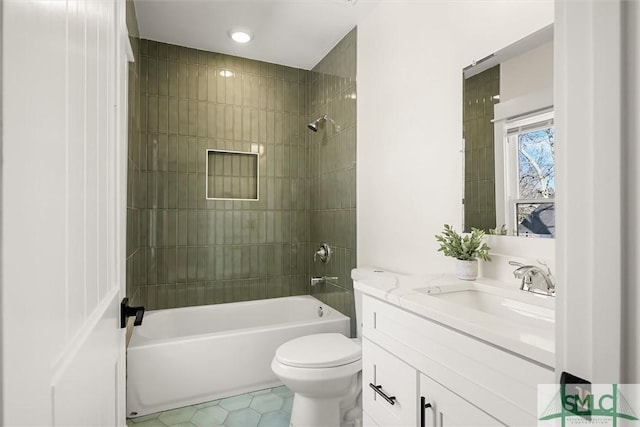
275,333 -> 361,368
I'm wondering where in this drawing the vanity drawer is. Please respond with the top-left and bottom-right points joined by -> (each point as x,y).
363,338 -> 417,427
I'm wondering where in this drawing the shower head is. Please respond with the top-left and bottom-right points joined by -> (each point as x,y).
307,114 -> 341,133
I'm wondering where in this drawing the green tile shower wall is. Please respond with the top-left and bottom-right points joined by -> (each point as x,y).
463,65 -> 499,232
307,28 -> 358,333
126,25 -> 357,315
126,0 -> 143,306
134,39 -> 312,310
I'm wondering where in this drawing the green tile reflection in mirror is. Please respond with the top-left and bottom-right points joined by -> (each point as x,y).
463,65 -> 498,232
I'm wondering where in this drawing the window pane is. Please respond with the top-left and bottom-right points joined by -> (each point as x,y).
517,127 -> 555,199
516,202 -> 555,238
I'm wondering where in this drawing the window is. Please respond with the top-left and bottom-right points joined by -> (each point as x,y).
503,111 -> 555,237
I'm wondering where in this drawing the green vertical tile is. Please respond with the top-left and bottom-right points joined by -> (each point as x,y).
166,285 -> 176,309
197,173 -> 207,209
207,67 -> 217,101
207,103 -> 217,138
224,105 -> 234,140
216,71 -> 226,104
177,172 -> 188,208
168,98 -> 179,134
188,173 -> 198,210
188,100 -> 198,136
177,210 -> 188,246
178,99 -> 188,135
167,171 -> 177,209
167,44 -> 178,61
197,247 -> 207,282
158,58 -> 168,96
178,62 -> 188,99
242,74 -> 251,107
198,66 -> 208,101
225,73 -> 234,105
188,64 -> 198,99
167,210 -> 177,247
175,283 -> 186,306
147,57 -> 158,95
158,96 -> 168,134
187,247 -> 197,281
147,95 -> 158,133
197,102 -> 207,137
213,247 -> 223,281
177,46 -> 189,63
187,139 -> 197,173
157,248 -> 167,285
188,48 -> 198,64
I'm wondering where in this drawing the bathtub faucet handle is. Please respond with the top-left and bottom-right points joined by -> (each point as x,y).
314,243 -> 332,264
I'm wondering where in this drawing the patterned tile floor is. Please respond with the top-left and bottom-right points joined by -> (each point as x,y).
127,386 -> 294,427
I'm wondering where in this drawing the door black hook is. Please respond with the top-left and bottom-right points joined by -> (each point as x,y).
120,297 -> 145,328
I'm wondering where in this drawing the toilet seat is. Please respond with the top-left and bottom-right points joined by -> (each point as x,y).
275,333 -> 361,368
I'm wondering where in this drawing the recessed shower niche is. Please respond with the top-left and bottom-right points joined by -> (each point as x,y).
205,149 -> 259,201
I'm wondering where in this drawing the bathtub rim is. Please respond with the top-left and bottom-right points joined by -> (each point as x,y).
128,295 -> 350,349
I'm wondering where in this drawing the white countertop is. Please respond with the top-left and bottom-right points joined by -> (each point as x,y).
352,267 -> 555,369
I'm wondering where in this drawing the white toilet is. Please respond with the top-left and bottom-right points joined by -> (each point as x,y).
271,291 -> 363,427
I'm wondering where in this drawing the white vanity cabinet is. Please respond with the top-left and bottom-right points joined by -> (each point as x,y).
420,373 -> 504,427
362,338 -> 417,426
361,294 -> 554,427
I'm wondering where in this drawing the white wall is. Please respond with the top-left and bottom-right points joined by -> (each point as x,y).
357,1 -> 554,275
501,41 -> 553,102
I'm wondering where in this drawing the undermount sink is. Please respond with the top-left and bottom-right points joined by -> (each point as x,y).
417,281 -> 554,329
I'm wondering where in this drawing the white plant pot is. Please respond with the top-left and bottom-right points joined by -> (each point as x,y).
456,259 -> 478,281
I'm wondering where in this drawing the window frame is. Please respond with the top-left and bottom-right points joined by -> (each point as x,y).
493,89 -> 554,237
504,111 -> 555,236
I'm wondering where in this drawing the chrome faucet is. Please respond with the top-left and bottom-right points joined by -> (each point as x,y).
314,243 -> 332,263
311,276 -> 338,286
509,261 -> 555,296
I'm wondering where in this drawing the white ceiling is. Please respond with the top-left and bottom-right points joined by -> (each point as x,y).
133,0 -> 379,70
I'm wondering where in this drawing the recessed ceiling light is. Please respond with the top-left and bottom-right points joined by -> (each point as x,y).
219,70 -> 234,77
230,31 -> 252,44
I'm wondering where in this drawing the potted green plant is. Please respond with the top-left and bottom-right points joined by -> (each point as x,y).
435,224 -> 491,280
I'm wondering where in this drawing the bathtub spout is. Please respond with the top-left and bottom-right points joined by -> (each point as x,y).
311,276 -> 339,287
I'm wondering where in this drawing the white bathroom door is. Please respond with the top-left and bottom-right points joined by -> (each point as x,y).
2,0 -> 130,425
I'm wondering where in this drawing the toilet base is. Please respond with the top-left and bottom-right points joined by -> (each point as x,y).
289,396 -> 362,427
290,395 -> 341,427
288,373 -> 362,427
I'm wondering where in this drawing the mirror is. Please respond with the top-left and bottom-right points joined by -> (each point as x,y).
462,25 -> 554,238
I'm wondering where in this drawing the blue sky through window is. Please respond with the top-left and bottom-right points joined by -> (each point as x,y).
517,127 -> 555,200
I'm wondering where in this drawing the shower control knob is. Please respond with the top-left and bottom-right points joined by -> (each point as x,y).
314,243 -> 332,264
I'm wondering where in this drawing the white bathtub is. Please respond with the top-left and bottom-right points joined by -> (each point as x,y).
126,295 -> 350,417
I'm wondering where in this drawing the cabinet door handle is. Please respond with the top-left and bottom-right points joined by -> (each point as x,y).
369,383 -> 396,405
421,396 -> 433,427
